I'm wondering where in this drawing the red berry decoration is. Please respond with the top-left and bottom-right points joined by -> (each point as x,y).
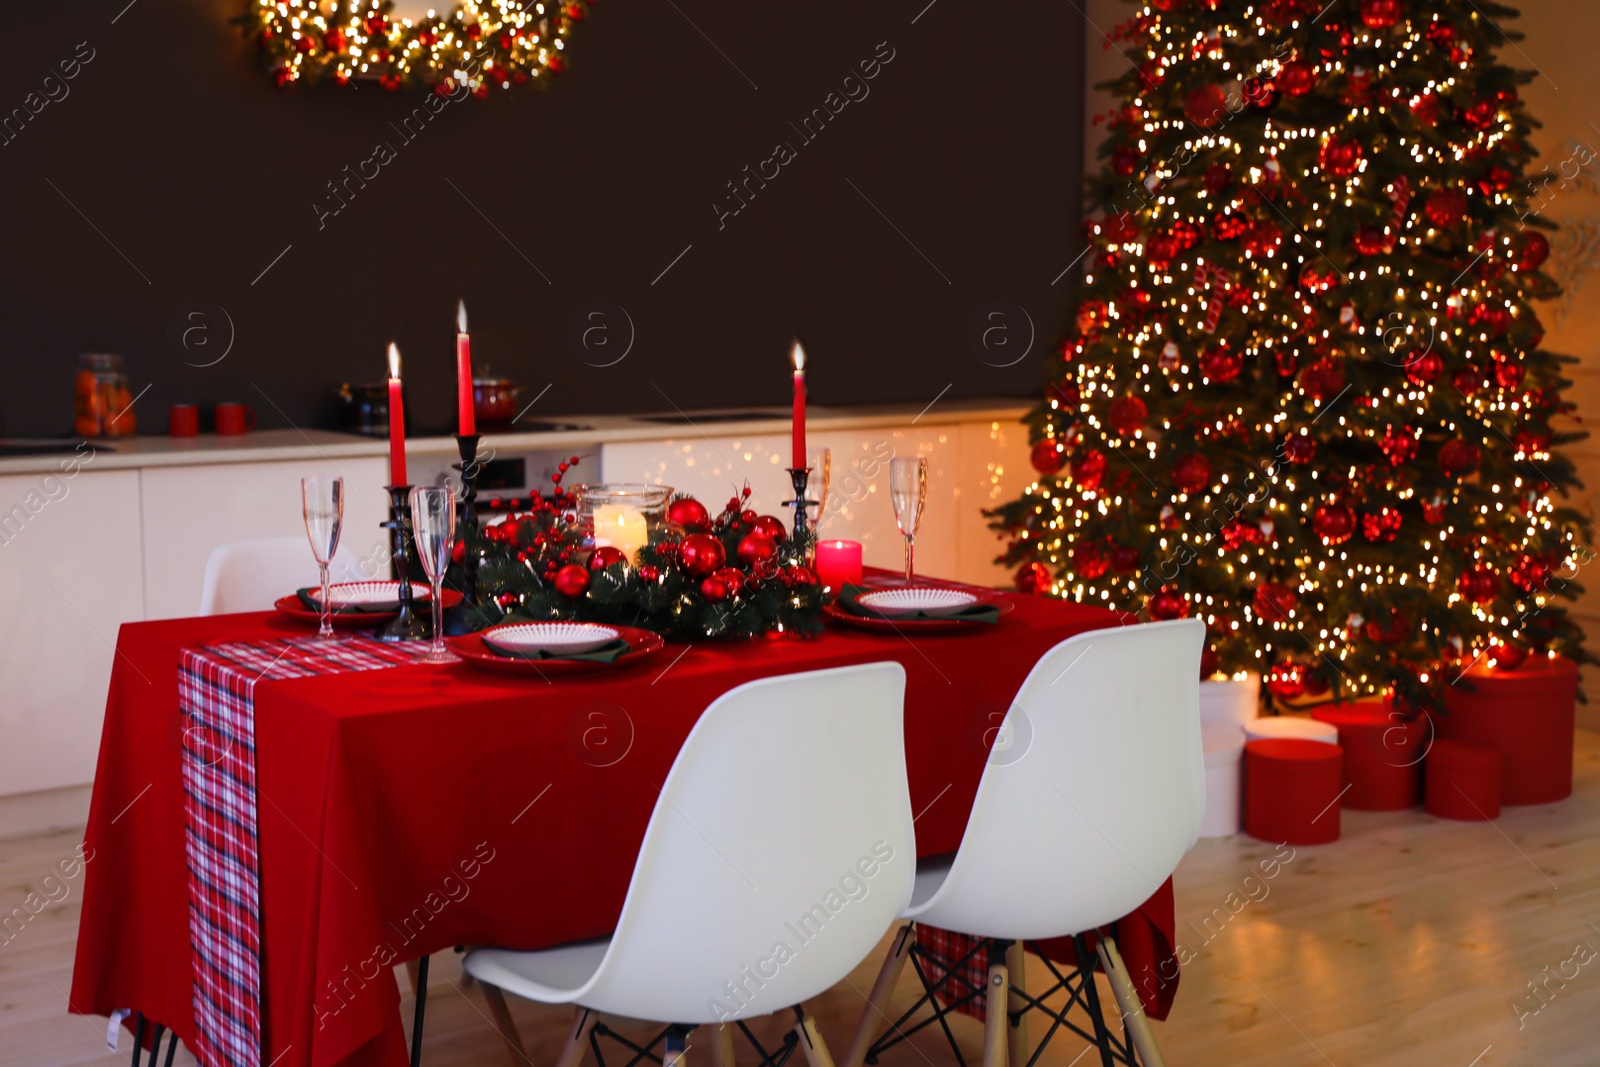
750,515 -> 788,543
553,563 -> 591,598
1312,504 -> 1356,545
1319,137 -> 1363,178
1031,438 -> 1068,476
1278,59 -> 1316,96
1148,589 -> 1188,620
1014,561 -> 1053,595
678,533 -> 726,577
1519,231 -> 1551,272
1184,84 -> 1229,128
1361,507 -> 1402,543
1200,347 -> 1243,383
588,546 -> 627,571
1072,449 -> 1108,491
1108,395 -> 1149,436
667,497 -> 711,529
1459,564 -> 1500,605
1360,0 -> 1401,29
1424,189 -> 1468,228
1439,438 -> 1482,477
736,532 -> 778,569
1254,581 -> 1298,622
1171,453 -> 1213,494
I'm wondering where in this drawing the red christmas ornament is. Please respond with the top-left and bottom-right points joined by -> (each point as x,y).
1284,432 -> 1316,464
1411,92 -> 1441,125
1200,644 -> 1220,678
1266,661 -> 1305,700
782,564 -> 818,587
1405,350 -> 1444,384
1354,225 -> 1393,256
1203,162 -> 1233,193
553,563 -> 591,598
1424,189 -> 1468,228
1360,507 -> 1402,543
736,532 -> 778,569
1298,357 -> 1345,401
1112,145 -> 1141,178
1050,380 -> 1082,409
1145,232 -> 1180,270
1519,231 -> 1551,271
1458,564 -> 1501,605
1148,589 -> 1188,620
1213,212 -> 1251,241
1299,261 -> 1337,293
1319,137 -> 1363,178
711,566 -> 747,598
1073,541 -> 1109,579
1184,84 -> 1229,128
1439,439 -> 1482,477
1426,19 -> 1456,47
1278,59 -> 1317,96
678,533 -> 726,578
1200,347 -> 1243,383
667,497 -> 710,529
699,575 -> 729,603
750,515 -> 788,543
588,546 -> 627,571
1242,77 -> 1280,112
1422,494 -> 1448,525
1014,561 -> 1053,595
1312,504 -> 1356,545
1364,608 -> 1409,645
1509,555 -> 1552,592
1072,449 -> 1108,491
1494,359 -> 1525,391
1488,640 -> 1529,671
1244,220 -> 1283,257
1360,0 -> 1401,29
637,564 -> 661,583
1379,426 -> 1418,466
1453,368 -> 1483,395
1031,438 -> 1068,476
1254,581 -> 1299,621
1110,545 -> 1142,573
1462,99 -> 1497,130
1108,395 -> 1149,436
1473,302 -> 1512,335
1171,453 -> 1213,494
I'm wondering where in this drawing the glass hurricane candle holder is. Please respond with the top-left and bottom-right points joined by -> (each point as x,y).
573,484 -> 674,564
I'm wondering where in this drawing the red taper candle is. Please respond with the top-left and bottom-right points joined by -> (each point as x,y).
456,299 -> 475,436
386,342 -> 407,486
790,338 -> 807,470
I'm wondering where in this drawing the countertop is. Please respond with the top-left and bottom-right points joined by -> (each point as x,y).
0,399 -> 1032,477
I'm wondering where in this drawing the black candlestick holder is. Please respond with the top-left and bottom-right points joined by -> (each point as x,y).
443,434 -> 487,635
785,467 -> 817,561
376,485 -> 430,642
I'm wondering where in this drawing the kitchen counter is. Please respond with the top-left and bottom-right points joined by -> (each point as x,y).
0,399 -> 1032,477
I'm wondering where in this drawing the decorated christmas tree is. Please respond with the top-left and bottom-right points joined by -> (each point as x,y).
989,0 -> 1590,709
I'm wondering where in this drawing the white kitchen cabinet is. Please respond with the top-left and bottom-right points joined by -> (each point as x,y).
0,468 -> 145,796
139,457 -> 391,620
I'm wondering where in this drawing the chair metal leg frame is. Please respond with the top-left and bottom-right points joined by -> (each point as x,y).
861,930 -> 997,1067
589,1020 -> 680,1067
127,1013 -> 181,1067
1008,939 -> 1142,1067
410,954 -> 431,1067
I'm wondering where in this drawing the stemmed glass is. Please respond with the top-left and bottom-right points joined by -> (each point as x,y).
889,457 -> 928,586
410,485 -> 459,663
301,477 -> 345,641
806,447 -> 832,530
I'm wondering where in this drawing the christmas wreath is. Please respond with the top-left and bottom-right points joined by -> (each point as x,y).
457,462 -> 825,640
240,0 -> 592,93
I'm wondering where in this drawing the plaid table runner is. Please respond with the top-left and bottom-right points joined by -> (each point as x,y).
178,636 -> 424,1067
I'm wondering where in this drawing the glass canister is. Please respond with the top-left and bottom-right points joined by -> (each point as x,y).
74,354 -> 137,438
573,484 -> 674,564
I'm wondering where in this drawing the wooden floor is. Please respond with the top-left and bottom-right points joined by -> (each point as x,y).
6,732 -> 1600,1066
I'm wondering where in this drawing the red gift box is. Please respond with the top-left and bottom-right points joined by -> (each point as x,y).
1439,654 -> 1576,805
1244,738 -> 1344,845
1310,701 -> 1425,810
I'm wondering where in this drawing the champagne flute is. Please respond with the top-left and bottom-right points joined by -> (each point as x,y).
806,447 -> 832,531
301,477 -> 345,641
410,485 -> 459,663
889,457 -> 928,585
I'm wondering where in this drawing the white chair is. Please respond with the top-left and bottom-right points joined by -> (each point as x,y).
434,662 -> 916,1067
198,536 -> 372,615
845,619 -> 1205,1067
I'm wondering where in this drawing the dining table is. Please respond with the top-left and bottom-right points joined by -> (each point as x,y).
68,576 -> 1180,1067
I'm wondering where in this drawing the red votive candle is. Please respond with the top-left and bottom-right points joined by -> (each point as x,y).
816,539 -> 863,593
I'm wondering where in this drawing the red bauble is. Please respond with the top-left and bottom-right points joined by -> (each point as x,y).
750,515 -> 788,542
1424,189 -> 1468,228
736,532 -> 778,569
1354,225 -> 1393,256
1379,426 -> 1418,466
1073,541 -> 1109,579
1148,589 -> 1188,620
1312,504 -> 1356,545
588,546 -> 627,571
782,564 -> 818,587
1254,581 -> 1299,622
1439,438 -> 1482,477
1112,145 -> 1142,178
1426,19 -> 1456,47
1200,645 -> 1220,678
1284,432 -> 1316,464
638,564 -> 661,583
678,533 -> 726,577
1200,347 -> 1243,383
1463,99 -> 1497,130
1458,564 -> 1501,604
1514,427 -> 1552,458
1360,0 -> 1401,29
1364,608 -> 1409,645
1266,662 -> 1305,700
1422,495 -> 1448,525
1299,261 -> 1337,293
699,575 -> 730,603
1405,350 -> 1444,384
553,563 -> 591,598
1242,77 -> 1280,112
1050,380 -> 1082,409
1171,453 -> 1213,494
1360,507 -> 1402,543
1203,162 -> 1233,193
711,566 -> 747,598
1072,449 -> 1108,491
1278,59 -> 1317,96
1509,556 -> 1552,592
1319,137 -> 1363,178
1145,232 -> 1180,269
1015,561 -> 1054,595
1108,395 -> 1149,436
1494,359 -> 1525,391
1184,84 -> 1229,128
1488,640 -> 1529,671
667,497 -> 710,529
1519,231 -> 1551,271
1110,545 -> 1142,573
1031,438 -> 1068,476
1213,212 -> 1251,241
1244,220 -> 1283,257
1453,368 -> 1483,395
1170,219 -> 1203,251
1298,357 -> 1345,401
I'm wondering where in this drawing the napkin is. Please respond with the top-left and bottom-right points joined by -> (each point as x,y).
296,587 -> 403,614
482,636 -> 633,663
835,585 -> 1001,624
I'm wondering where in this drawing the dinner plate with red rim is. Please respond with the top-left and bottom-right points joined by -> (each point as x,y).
856,588 -> 979,617
272,587 -> 462,627
824,595 -> 1014,633
447,624 -> 667,675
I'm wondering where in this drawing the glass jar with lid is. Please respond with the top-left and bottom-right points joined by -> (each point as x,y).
74,354 -> 137,437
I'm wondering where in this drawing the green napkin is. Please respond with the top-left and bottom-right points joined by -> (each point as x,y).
296,587 -> 401,614
481,636 -> 633,663
835,584 -> 1001,624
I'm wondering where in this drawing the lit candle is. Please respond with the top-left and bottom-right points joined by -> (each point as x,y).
387,342 -> 407,487
456,299 -> 475,436
790,338 -> 807,470
815,539 -> 862,594
592,504 -> 649,562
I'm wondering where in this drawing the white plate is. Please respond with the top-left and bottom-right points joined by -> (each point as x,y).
856,588 -> 979,617
483,622 -> 621,656
307,581 -> 430,606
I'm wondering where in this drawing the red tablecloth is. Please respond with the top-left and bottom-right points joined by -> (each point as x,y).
70,591 -> 1179,1066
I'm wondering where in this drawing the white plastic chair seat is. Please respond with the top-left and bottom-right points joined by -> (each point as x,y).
465,938 -> 610,1004
1243,716 -> 1337,745
199,535 -> 371,615
909,856 -> 954,912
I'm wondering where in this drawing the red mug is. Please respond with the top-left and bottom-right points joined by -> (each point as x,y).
168,404 -> 200,437
215,402 -> 256,436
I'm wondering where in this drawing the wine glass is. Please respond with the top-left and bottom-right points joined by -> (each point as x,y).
806,447 -> 832,530
301,477 -> 345,641
889,457 -> 928,585
410,485 -> 459,663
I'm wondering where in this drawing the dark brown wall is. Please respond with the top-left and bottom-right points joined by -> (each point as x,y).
0,0 -> 1083,437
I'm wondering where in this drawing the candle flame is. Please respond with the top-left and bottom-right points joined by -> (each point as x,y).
790,338 -> 806,372
457,299 -> 468,334
387,342 -> 402,379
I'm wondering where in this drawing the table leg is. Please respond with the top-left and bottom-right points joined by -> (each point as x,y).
410,954 -> 430,1067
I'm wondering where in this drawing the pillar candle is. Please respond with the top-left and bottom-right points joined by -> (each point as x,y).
815,539 -> 863,593
790,338 -> 807,470
456,299 -> 475,436
592,504 -> 649,562
386,342 -> 407,487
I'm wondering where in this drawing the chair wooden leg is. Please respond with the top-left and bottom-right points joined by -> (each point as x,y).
843,923 -> 916,1067
1096,937 -> 1167,1067
710,1023 -> 737,1067
793,1009 -> 836,1067
479,982 -> 527,1067
1005,941 -> 1028,1067
982,952 -> 1010,1067
555,1007 -> 599,1067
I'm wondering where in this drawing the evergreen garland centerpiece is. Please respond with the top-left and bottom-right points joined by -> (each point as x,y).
457,460 -> 824,639
988,0 -> 1590,710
